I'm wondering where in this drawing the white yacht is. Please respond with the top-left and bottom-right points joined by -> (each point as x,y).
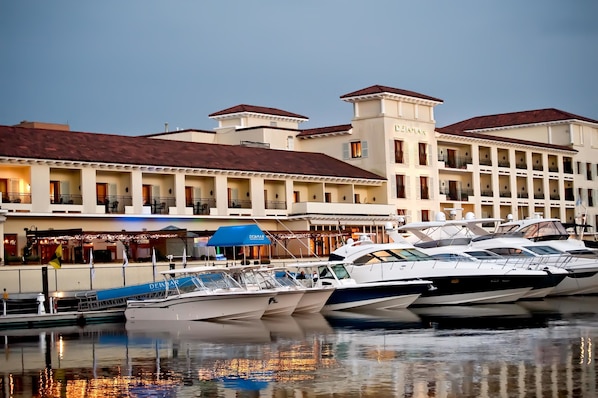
330,232 -> 555,306
124,266 -> 276,321
399,214 -> 598,297
287,261 -> 434,311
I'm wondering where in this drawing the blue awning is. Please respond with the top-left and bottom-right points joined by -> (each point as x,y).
207,225 -> 271,247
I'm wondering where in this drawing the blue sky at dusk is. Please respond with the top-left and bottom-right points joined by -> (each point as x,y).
1,1 -> 596,135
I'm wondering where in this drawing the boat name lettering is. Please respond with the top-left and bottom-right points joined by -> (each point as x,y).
249,234 -> 265,241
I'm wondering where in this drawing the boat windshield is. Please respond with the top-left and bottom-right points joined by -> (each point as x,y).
464,250 -> 501,259
487,248 -> 534,257
317,263 -> 351,280
429,253 -> 475,262
522,245 -> 563,255
353,248 -> 430,265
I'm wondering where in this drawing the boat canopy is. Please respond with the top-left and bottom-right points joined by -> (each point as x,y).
207,224 -> 271,247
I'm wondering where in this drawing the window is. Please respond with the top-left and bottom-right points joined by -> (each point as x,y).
588,163 -> 593,180
351,141 -> 362,158
343,141 -> 368,159
324,192 -> 331,203
394,140 -> 404,163
589,189 -> 594,207
577,162 -> 582,174
420,176 -> 429,199
396,175 -> 406,198
418,143 -> 428,166
421,209 -> 430,222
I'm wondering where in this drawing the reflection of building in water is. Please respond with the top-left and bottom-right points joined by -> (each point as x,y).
2,317 -> 598,397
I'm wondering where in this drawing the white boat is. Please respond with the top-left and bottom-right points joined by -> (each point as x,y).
124,266 -> 276,321
289,261 -> 434,311
397,216 -> 570,299
270,267 -> 335,314
226,265 -> 305,316
398,214 -> 598,297
330,232 -> 552,306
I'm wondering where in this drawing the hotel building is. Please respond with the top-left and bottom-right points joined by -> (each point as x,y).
1,85 -> 597,265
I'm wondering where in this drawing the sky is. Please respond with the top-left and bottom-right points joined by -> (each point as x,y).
1,1 -> 597,136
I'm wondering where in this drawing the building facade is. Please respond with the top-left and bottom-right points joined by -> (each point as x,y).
1,85 -> 597,265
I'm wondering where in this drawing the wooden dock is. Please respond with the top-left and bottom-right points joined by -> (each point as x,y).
0,309 -> 125,330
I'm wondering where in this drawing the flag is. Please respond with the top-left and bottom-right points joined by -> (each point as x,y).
182,247 -> 187,268
49,245 -> 62,269
122,248 -> 128,281
152,247 -> 157,278
89,248 -> 95,280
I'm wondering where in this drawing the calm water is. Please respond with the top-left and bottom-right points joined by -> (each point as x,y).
3,296 -> 598,397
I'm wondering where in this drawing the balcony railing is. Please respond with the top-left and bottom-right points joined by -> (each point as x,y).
144,197 -> 176,214
534,193 -> 545,199
498,160 -> 510,168
516,162 -> 527,170
265,200 -> 287,210
499,191 -> 512,198
438,155 -> 472,169
517,192 -> 529,199
98,195 -> 133,214
51,194 -> 82,205
550,194 -> 560,200
548,166 -> 559,172
1,192 -> 31,204
188,198 -> 216,215
481,190 -> 494,197
479,157 -> 492,166
229,199 -> 252,209
532,164 -> 543,171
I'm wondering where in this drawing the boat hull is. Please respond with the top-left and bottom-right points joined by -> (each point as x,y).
347,265 -> 550,305
262,290 -> 305,317
322,281 -> 430,311
549,269 -> 598,296
293,287 -> 335,314
124,291 -> 276,321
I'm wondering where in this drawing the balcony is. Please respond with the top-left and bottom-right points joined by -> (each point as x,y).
499,191 -> 512,198
1,191 -> 31,204
534,193 -> 545,200
144,197 -> 176,214
481,190 -> 494,197
51,194 -> 82,205
189,198 -> 216,215
265,200 -> 287,210
229,199 -> 252,209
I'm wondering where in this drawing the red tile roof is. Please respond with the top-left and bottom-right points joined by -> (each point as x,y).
297,124 -> 352,138
340,85 -> 443,103
438,108 -> 598,133
208,104 -> 308,120
0,125 -> 384,180
435,128 -> 577,152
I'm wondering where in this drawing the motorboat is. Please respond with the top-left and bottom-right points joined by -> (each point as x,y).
225,265 -> 305,316
494,216 -> 598,257
330,231 -> 554,306
398,214 -> 598,297
124,266 -> 276,321
289,261 -> 434,311
397,216 -> 570,299
269,266 -> 335,314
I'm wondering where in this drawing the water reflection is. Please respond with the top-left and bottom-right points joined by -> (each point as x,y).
2,297 -> 598,397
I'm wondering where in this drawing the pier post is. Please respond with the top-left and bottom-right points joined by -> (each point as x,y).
42,266 -> 50,313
